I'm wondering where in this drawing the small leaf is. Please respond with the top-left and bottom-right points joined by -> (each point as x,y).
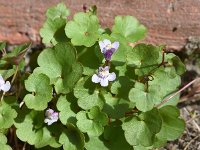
0,101 -> 17,129
0,41 -> 6,51
40,18 -> 67,45
149,67 -> 181,105
0,133 -> 12,150
46,3 -> 69,20
85,136 -> 108,150
153,106 -> 185,148
24,73 -> 52,110
76,106 -> 108,136
37,42 -> 83,94
65,12 -> 100,47
129,82 -> 161,112
74,77 -> 104,110
112,16 -> 147,43
166,53 -> 186,75
127,44 -> 161,76
15,109 -> 60,148
3,43 -> 30,65
40,3 -> 69,45
0,69 -> 15,80
59,124 -> 85,150
103,93 -> 133,119
56,95 -> 78,125
77,44 -> 103,75
122,108 -> 162,147
104,122 -> 133,150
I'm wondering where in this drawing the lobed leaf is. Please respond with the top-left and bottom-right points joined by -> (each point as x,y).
76,106 -> 108,136
112,16 -> 147,43
65,12 -> 100,47
122,108 -> 162,147
24,73 -> 52,110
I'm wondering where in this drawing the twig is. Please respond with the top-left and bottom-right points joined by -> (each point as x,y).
186,114 -> 200,123
184,108 -> 200,133
179,95 -> 200,104
156,78 -> 200,108
183,135 -> 200,150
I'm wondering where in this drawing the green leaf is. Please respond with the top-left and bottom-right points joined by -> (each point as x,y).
104,122 -> 133,150
40,18 -> 67,45
111,76 -> 134,99
40,3 -> 69,45
65,12 -> 100,47
149,67 -> 181,104
0,41 -> 6,51
15,109 -> 60,148
77,44 -> 103,75
59,124 -> 85,150
166,53 -> 186,75
153,106 -> 185,148
127,44 -> 161,76
122,108 -> 162,147
76,106 -> 108,136
56,95 -> 78,125
24,73 -> 52,110
112,16 -> 147,43
85,136 -> 108,150
103,93 -> 133,119
110,34 -> 132,65
0,101 -> 17,129
74,77 -> 104,110
0,69 -> 15,80
37,42 -> 83,94
133,145 -> 152,150
2,43 -> 30,65
129,82 -> 161,112
0,133 -> 12,150
46,3 -> 69,20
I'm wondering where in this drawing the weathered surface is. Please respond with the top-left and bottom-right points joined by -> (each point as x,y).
0,0 -> 200,50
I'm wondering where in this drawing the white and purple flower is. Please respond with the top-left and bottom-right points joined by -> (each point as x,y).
92,66 -> 116,87
44,108 -> 59,125
99,39 -> 119,61
0,75 -> 11,92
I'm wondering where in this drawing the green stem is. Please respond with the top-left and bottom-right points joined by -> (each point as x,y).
11,65 -> 19,84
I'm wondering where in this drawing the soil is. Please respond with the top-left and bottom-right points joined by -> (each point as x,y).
161,36 -> 200,150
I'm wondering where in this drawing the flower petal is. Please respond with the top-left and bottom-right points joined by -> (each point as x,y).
99,41 -> 106,53
92,74 -> 100,83
45,108 -> 54,116
112,41 -> 119,50
107,72 -> 116,81
0,75 -> 5,85
100,78 -> 109,87
1,81 -> 11,92
103,39 -> 111,46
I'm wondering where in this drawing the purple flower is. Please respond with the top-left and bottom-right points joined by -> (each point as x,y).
0,75 -> 11,92
99,39 -> 119,60
92,66 -> 116,87
44,108 -> 59,125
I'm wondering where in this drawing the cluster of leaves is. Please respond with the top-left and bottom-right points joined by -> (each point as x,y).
0,3 -> 186,150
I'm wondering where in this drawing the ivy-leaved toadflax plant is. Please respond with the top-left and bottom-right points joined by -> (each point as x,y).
0,3 -> 187,150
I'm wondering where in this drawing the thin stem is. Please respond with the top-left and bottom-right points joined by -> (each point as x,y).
156,77 -> 200,108
2,48 -> 7,56
0,92 -> 5,102
11,65 -> 19,84
184,135 -> 200,150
